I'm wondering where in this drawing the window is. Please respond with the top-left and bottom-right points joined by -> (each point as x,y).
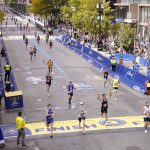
140,6 -> 150,23
122,0 -> 150,3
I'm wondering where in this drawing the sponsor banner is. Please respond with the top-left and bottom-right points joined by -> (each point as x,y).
0,116 -> 144,138
115,53 -> 148,67
57,35 -> 150,94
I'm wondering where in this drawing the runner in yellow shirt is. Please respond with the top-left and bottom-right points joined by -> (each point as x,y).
112,75 -> 120,100
47,58 -> 53,73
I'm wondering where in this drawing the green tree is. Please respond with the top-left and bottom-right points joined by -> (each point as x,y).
123,25 -> 134,53
0,10 -> 5,23
61,0 -> 113,38
31,0 -> 67,18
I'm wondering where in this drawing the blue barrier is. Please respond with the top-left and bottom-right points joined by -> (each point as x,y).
1,39 -> 18,91
0,128 -> 5,145
147,69 -> 150,78
57,35 -> 150,94
115,53 -> 148,67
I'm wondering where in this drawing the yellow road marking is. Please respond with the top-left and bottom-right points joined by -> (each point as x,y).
25,116 -> 144,135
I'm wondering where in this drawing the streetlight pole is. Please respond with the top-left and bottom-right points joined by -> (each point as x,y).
133,20 -> 138,62
96,3 -> 103,51
119,22 -> 123,64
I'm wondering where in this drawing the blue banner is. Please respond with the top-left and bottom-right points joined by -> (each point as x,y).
57,35 -> 150,94
115,53 -> 148,67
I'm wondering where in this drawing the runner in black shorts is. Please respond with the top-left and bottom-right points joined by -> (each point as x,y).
49,40 -> 53,50
66,81 -> 75,105
103,69 -> 108,87
97,91 -> 112,126
46,73 -> 53,96
142,102 -> 150,133
33,46 -> 37,58
78,101 -> 87,134
25,37 -> 28,49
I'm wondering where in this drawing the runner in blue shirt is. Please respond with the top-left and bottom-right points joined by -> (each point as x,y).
46,104 -> 54,138
66,81 -> 75,105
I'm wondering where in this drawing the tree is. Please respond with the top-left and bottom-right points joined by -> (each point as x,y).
0,10 -> 5,23
31,0 -> 67,18
123,25 -> 134,53
61,0 -> 113,38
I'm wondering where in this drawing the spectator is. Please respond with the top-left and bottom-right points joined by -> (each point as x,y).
16,112 -> 26,148
5,81 -> 11,92
147,68 -> 150,78
145,80 -> 150,95
1,47 -> 5,57
0,89 -> 3,106
133,62 -> 140,72
136,54 -> 140,65
110,56 -> 117,72
4,62 -> 11,82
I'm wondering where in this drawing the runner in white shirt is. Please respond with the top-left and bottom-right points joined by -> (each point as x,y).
142,102 -> 150,133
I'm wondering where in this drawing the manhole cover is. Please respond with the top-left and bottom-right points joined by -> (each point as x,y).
126,146 -> 141,150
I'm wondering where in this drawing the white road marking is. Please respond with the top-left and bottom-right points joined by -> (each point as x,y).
37,99 -> 42,102
60,52 -> 65,57
33,82 -> 38,84
14,68 -> 20,71
27,72 -> 32,74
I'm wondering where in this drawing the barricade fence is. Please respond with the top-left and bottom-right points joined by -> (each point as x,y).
0,38 -> 18,91
115,53 -> 148,67
57,35 -> 150,94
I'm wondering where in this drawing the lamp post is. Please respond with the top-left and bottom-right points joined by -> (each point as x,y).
133,21 -> 138,61
96,3 -> 103,51
119,21 -> 123,64
119,6 -> 124,64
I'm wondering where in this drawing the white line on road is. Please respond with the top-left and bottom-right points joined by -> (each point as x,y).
60,52 -> 65,57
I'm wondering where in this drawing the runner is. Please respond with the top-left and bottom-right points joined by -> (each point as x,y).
33,46 -> 37,58
29,46 -> 33,60
46,73 -> 53,96
97,91 -> 112,126
78,101 -> 87,134
103,68 -> 109,87
37,35 -> 40,43
66,81 -> 75,105
22,33 -> 25,40
34,31 -> 37,39
46,34 -> 49,44
49,40 -> 53,50
46,104 -> 54,138
25,37 -> 28,49
47,58 -> 53,73
112,75 -> 120,100
142,102 -> 150,133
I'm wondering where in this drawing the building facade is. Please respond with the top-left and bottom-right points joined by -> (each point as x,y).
114,0 -> 150,38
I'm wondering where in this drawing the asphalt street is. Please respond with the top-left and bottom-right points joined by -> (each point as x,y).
0,11 -> 150,150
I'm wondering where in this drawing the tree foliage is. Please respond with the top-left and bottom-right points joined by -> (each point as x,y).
31,0 -> 67,18
61,0 -> 113,37
0,10 -> 5,23
123,25 -> 134,53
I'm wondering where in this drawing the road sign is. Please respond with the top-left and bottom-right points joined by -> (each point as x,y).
127,12 -> 132,19
115,18 -> 124,23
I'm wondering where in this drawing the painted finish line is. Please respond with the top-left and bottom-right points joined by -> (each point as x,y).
0,116 -> 144,138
